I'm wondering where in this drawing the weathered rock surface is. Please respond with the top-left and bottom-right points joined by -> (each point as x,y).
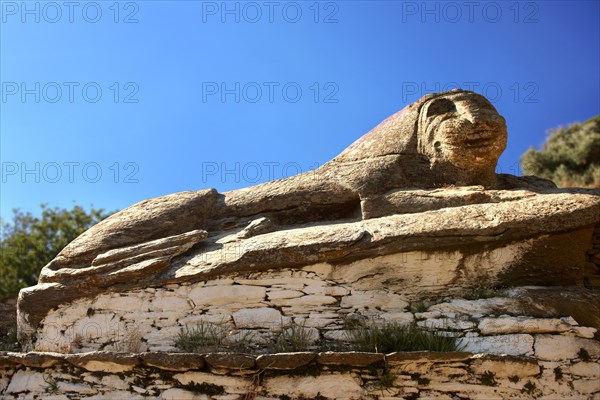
15,89 -> 600,362
4,350 -> 596,399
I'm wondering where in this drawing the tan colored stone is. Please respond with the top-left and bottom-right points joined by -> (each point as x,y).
270,295 -> 337,307
535,335 -> 600,361
386,351 -> 472,363
478,317 -> 571,335
469,355 -> 540,378
573,378 -> 600,394
160,388 -> 199,400
317,351 -> 384,366
6,370 -> 46,394
172,371 -> 251,394
141,352 -> 205,371
232,308 -> 289,329
263,373 -> 364,399
341,290 -> 408,311
417,318 -> 476,330
204,353 -> 255,370
570,361 -> 600,377
459,334 -> 534,356
256,352 -> 316,370
572,326 -> 597,339
266,289 -> 304,300
189,285 -> 266,306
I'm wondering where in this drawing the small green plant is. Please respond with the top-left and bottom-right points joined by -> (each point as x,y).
113,328 -> 145,353
508,375 -> 520,383
373,361 -> 395,388
410,373 -> 430,386
462,274 -> 504,300
180,382 -> 225,396
480,370 -> 497,386
43,373 -> 59,394
342,314 -> 366,330
554,366 -> 563,380
409,300 -> 429,313
522,381 -> 537,395
273,322 -> 314,352
176,321 -> 256,353
175,322 -> 224,353
71,334 -> 83,349
347,321 -> 463,353
0,325 -> 20,352
577,348 -> 591,361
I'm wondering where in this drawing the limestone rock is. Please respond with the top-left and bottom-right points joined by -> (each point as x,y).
469,354 -> 540,378
459,334 -> 534,356
317,351 -> 384,366
386,351 -> 472,363
232,308 -> 289,329
256,352 -> 316,370
66,352 -> 139,372
478,317 -> 572,335
203,353 -> 256,370
6,370 -> 46,394
534,335 -> 600,361
141,352 -> 204,371
263,374 -> 365,399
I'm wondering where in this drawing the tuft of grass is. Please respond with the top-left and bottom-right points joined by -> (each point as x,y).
409,300 -> 429,313
461,274 -> 505,300
0,325 -> 20,352
180,382 -> 225,396
347,321 -> 463,353
553,366 -> 563,380
521,381 -> 537,395
113,328 -> 144,353
342,314 -> 367,330
508,375 -> 520,383
577,348 -> 591,361
175,321 -> 253,353
273,322 -> 315,353
480,370 -> 497,386
410,373 -> 430,386
43,374 -> 59,394
175,322 -> 224,353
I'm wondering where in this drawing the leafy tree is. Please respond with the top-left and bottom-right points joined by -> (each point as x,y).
521,115 -> 600,188
0,204 -> 113,299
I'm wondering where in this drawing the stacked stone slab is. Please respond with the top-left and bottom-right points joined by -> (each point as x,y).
1,350 -> 599,399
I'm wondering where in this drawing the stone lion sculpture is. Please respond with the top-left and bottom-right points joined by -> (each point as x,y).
41,89 -> 549,276
25,89 -> 595,347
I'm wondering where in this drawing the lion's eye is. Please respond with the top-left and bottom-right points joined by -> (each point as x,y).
427,98 -> 456,117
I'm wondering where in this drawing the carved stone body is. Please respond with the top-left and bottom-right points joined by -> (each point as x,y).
39,90 -> 533,275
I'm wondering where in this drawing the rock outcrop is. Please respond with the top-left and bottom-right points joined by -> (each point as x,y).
16,89 -> 600,361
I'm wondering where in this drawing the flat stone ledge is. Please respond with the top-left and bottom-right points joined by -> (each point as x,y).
317,351 -> 385,367
2,350 -> 575,375
0,351 -> 63,368
256,352 -> 317,370
141,352 -> 205,371
65,351 -> 140,372
386,351 -> 473,363
204,353 -> 256,369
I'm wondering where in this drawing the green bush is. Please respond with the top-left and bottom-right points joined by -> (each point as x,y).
347,321 -> 463,353
0,204 -> 113,299
521,115 -> 600,188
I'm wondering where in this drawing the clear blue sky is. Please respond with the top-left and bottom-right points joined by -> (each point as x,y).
1,0 -> 599,219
